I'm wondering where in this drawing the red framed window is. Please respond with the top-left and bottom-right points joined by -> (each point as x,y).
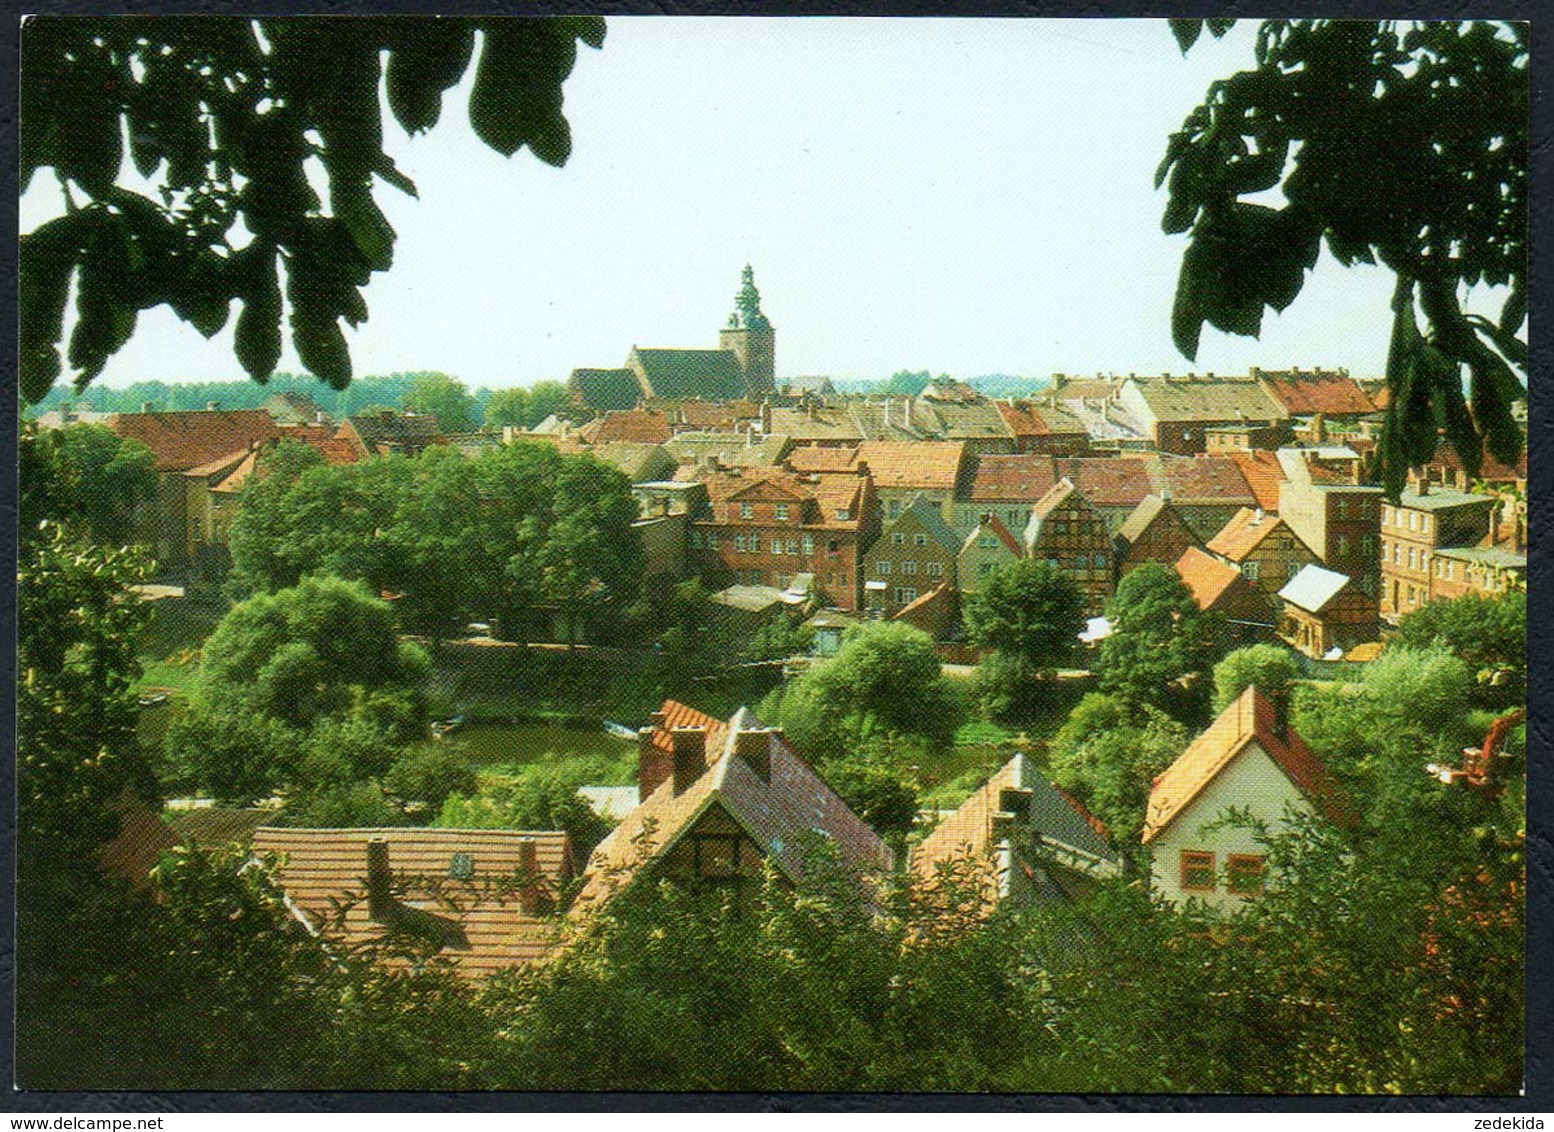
1180,850 -> 1216,891
1226,854 -> 1266,895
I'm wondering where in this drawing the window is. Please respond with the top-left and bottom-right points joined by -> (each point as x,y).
914,533 -> 927,546
786,539 -> 798,556
448,852 -> 474,881
690,530 -> 704,549
978,535 -> 998,549
801,535 -> 815,556
1408,546 -> 1418,570
1053,520 -> 1068,534
828,539 -> 840,554
775,503 -> 789,521
771,538 -> 784,555
834,509 -> 851,522
894,587 -> 918,605
1336,533 -> 1350,556
901,559 -> 918,575
1226,854 -> 1265,895
1242,560 -> 1261,582
888,500 -> 901,518
927,561 -> 943,578
1447,561 -> 1455,581
1335,499 -> 1348,519
978,562 -> 993,576
876,561 -> 892,575
733,534 -> 747,553
777,574 -> 791,589
706,534 -> 718,551
892,532 -> 906,546
1180,850 -> 1216,891
1409,511 -> 1419,531
740,503 -> 754,519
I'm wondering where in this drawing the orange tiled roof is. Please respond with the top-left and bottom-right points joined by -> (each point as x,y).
573,705 -> 889,910
579,409 -> 674,446
856,440 -> 965,491
1257,370 -> 1376,416
893,581 -> 956,630
1173,546 -> 1245,611
1157,455 -> 1257,505
1225,450 -> 1286,511
965,454 -> 1059,502
252,826 -> 574,979
108,410 -> 281,472
1206,507 -> 1306,562
1143,687 -> 1349,843
786,446 -> 862,473
996,400 -> 1088,438
1054,457 -> 1156,507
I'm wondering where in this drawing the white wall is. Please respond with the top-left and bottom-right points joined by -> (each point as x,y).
1149,741 -> 1313,910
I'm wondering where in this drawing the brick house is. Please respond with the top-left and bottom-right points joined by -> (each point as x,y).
572,703 -> 889,913
1113,373 -> 1291,455
1205,507 -> 1320,599
856,440 -> 967,527
1143,687 -> 1347,909
957,513 -> 1025,598
1277,564 -> 1378,658
686,466 -> 878,611
1428,546 -> 1527,603
1379,488 -> 1497,621
1023,479 -> 1114,614
1114,494 -> 1200,580
952,454 -> 1059,534
1276,448 -> 1383,597
862,496 -> 963,618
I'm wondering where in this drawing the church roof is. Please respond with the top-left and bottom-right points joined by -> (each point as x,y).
569,367 -> 641,412
630,348 -> 747,401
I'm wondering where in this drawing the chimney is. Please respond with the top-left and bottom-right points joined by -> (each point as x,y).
637,725 -> 670,801
733,727 -> 772,782
366,837 -> 395,922
141,401 -> 154,414
207,400 -> 220,412
670,726 -> 707,795
883,398 -> 891,431
980,512 -> 992,524
518,836 -> 543,913
1252,506 -> 1264,526
760,401 -> 773,433
315,410 -> 326,425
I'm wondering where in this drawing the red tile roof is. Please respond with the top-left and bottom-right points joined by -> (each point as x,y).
1173,546 -> 1246,611
970,514 -> 1024,558
997,400 -> 1087,437
1257,370 -> 1376,415
786,446 -> 862,474
1225,450 -> 1286,511
108,410 -> 281,472
965,454 -> 1059,502
1143,687 -> 1349,843
1054,457 -> 1156,507
252,826 -> 575,979
856,440 -> 965,491
579,409 -> 674,446
1206,507 -> 1306,562
1157,456 -> 1257,505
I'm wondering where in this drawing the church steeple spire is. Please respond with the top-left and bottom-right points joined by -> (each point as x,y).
730,263 -> 770,331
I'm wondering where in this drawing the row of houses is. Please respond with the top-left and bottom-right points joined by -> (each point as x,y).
113,686 -> 1353,978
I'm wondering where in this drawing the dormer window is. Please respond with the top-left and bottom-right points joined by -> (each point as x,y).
834,509 -> 851,521
740,503 -> 754,520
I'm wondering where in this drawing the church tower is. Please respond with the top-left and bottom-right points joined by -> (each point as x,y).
719,264 -> 776,397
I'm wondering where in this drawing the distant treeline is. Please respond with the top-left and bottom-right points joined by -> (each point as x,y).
25,373 -> 500,422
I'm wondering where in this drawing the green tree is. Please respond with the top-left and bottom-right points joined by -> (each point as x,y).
1160,19 -> 1526,494
436,764 -> 611,857
382,745 -> 479,814
483,387 -> 531,429
21,16 -> 606,400
1211,643 -> 1300,712
523,380 -> 570,427
19,422 -> 157,547
880,370 -> 938,396
198,575 -> 430,731
402,371 -> 476,433
1396,590 -> 1525,677
1047,692 -> 1188,845
962,558 -> 1085,671
772,621 -> 964,758
1098,562 -> 1225,714
163,707 -> 304,805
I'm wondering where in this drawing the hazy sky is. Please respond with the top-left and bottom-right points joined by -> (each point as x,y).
23,18 -> 1446,391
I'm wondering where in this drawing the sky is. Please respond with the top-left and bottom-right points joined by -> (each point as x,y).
22,18 -> 1446,391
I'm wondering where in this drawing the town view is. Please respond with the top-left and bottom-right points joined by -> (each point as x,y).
16,17 -> 1528,1098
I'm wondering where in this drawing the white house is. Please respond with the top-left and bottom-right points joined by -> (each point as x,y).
1142,686 -> 1346,909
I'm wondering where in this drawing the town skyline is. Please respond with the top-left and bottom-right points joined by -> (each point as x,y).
19,18 -> 1471,392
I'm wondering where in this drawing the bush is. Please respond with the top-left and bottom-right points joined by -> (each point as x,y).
163,708 -> 302,805
275,782 -> 408,829
382,744 -> 479,813
1212,644 -> 1300,712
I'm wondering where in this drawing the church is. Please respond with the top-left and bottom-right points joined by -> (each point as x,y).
568,265 -> 778,411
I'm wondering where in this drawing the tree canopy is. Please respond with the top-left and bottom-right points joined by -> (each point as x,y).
20,16 -> 605,401
962,559 -> 1085,672
19,422 -> 157,548
400,372 -> 476,433
1161,19 -> 1527,495
1098,563 -> 1225,714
